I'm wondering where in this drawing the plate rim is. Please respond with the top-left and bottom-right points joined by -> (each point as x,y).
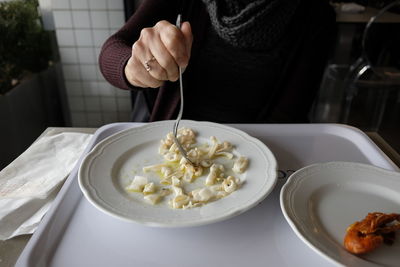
79,120 -> 278,227
280,161 -> 400,267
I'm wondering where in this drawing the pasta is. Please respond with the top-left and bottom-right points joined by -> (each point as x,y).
124,128 -> 249,209
232,156 -> 249,174
126,176 -> 148,192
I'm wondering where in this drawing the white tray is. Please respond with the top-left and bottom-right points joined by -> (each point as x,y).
16,123 -> 399,267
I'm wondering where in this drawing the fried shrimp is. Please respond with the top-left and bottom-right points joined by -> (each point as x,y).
344,212 -> 400,254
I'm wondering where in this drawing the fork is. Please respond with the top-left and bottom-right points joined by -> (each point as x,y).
172,14 -> 195,166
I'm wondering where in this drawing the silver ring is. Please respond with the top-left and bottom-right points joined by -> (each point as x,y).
144,56 -> 156,72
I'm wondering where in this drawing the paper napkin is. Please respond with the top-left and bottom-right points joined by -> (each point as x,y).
0,130 -> 92,240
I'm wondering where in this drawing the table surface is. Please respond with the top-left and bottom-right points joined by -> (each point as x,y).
1,126 -> 399,267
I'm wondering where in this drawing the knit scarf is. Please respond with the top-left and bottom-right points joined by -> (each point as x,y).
201,0 -> 300,51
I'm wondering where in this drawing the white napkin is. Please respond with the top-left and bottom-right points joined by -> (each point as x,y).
0,130 -> 92,240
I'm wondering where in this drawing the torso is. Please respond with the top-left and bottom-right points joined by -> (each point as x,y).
184,20 -> 290,123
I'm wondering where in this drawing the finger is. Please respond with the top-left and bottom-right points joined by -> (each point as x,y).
147,34 -> 179,82
124,56 -> 147,87
130,54 -> 163,88
131,78 -> 147,88
146,57 -> 169,81
132,38 -> 168,83
136,26 -> 173,81
181,21 -> 193,60
157,21 -> 189,68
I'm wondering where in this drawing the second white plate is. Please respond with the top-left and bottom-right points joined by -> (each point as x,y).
79,120 -> 278,227
280,161 -> 400,267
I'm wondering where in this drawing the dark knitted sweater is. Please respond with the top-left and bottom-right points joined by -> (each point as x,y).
99,0 -> 336,123
201,0 -> 300,51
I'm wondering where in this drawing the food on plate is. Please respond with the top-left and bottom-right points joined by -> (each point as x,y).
125,176 -> 148,192
125,128 -> 249,209
233,156 -> 249,174
343,212 -> 400,254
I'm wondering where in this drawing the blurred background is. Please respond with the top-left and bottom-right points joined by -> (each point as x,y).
0,0 -> 399,169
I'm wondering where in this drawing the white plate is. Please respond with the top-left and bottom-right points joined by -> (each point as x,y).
79,120 -> 277,227
280,161 -> 400,267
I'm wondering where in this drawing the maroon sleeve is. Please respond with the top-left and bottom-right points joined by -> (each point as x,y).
98,0 -> 179,90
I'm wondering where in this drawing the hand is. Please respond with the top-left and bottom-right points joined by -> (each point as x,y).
125,20 -> 193,88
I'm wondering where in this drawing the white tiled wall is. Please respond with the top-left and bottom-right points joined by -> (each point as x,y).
49,0 -> 131,127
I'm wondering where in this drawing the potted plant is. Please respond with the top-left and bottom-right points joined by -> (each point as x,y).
0,0 -> 65,169
0,0 -> 52,94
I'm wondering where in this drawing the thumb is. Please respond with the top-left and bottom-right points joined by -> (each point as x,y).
181,21 -> 193,60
